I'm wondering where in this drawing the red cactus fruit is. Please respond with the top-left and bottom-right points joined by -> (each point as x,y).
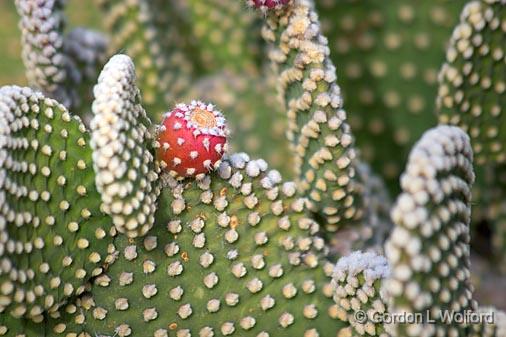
157,101 -> 229,179
248,0 -> 290,10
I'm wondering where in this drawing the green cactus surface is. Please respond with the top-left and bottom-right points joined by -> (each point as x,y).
0,86 -> 113,321
45,154 -> 344,337
332,251 -> 390,337
90,54 -> 161,238
437,0 -> 506,268
261,0 -> 365,233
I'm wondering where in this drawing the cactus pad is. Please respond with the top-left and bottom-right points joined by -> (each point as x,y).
332,251 -> 390,337
49,153 -> 345,337
384,125 -> 476,336
0,86 -> 113,320
261,0 -> 365,232
91,54 -> 161,238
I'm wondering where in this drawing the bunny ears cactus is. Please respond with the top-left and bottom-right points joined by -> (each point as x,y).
91,54 -> 161,238
384,125 -> 476,336
3,0 -> 506,335
156,101 -> 229,179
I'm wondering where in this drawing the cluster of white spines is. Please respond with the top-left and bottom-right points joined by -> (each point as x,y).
385,125 -> 475,337
15,0 -> 74,108
334,251 -> 390,285
261,0 -> 363,231
167,101 -> 228,137
332,251 -> 389,337
91,54 -> 160,238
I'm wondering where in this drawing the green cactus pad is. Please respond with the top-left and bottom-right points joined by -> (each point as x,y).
0,86 -> 113,320
260,0 -> 365,232
436,0 -> 506,274
96,0 -> 193,121
332,251 -> 390,337
48,153 -> 345,337
384,125 -> 476,337
91,54 -> 161,238
0,311 -> 48,336
316,0 -> 466,190
437,0 -> 506,165
328,163 -> 392,257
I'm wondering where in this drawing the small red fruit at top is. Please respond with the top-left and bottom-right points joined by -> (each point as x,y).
248,0 -> 290,10
157,101 -> 229,179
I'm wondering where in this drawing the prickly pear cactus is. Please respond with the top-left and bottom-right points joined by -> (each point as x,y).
437,0 -> 506,269
0,86 -> 114,320
63,156 -> 344,337
384,125 -> 476,336
1,0 -> 506,336
261,0 -> 365,233
332,251 -> 390,337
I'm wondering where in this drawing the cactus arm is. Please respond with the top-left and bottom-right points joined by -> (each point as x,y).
384,125 -> 476,336
90,54 -> 161,238
185,0 -> 260,74
332,251 -> 390,337
15,0 -> 74,108
436,0 -> 506,271
96,0 -> 193,122
48,154 -> 345,337
258,0 -> 365,232
437,0 -> 506,165
0,86 -> 113,320
15,0 -> 107,117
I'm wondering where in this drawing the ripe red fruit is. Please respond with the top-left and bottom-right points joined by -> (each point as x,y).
248,0 -> 290,10
157,101 -> 229,179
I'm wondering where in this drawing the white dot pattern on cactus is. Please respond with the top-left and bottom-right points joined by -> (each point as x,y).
91,54 -> 161,238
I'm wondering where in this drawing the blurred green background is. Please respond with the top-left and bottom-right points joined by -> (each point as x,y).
0,1 -> 102,86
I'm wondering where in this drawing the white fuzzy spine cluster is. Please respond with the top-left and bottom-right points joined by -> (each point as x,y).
332,251 -> 390,337
384,125 -> 476,337
91,54 -> 160,238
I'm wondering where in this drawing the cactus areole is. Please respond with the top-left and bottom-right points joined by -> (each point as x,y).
157,101 -> 229,178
